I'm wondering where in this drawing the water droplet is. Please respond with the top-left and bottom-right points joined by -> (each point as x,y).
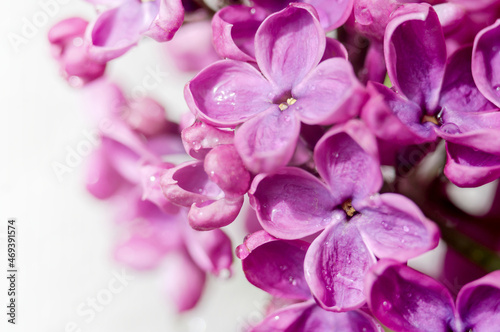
274,315 -> 280,320
326,286 -> 332,291
68,76 -> 83,88
494,85 -> 500,92
335,153 -> 339,158
250,8 -> 256,14
441,123 -> 461,134
382,301 -> 392,310
218,268 -> 231,279
279,265 -> 288,271
72,37 -> 83,47
403,226 -> 409,232
150,175 -> 156,182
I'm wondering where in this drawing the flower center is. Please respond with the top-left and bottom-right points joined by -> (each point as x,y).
342,199 -> 357,218
278,97 -> 297,111
421,114 -> 439,125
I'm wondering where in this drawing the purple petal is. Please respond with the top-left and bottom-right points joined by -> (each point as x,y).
181,121 -> 234,160
139,163 -> 180,214
304,222 -> 376,311
237,231 -> 311,300
188,196 -> 244,230
249,167 -> 336,239
365,259 -> 456,332
212,5 -> 267,62
440,46 -> 496,113
87,2 -> 156,61
204,144 -> 250,197
234,107 -> 300,173
305,0 -> 354,31
293,58 -> 366,125
85,146 -> 123,199
252,301 -> 382,332
456,271 -> 500,331
385,4 -> 446,112
444,142 -> 500,187
184,60 -> 272,127
472,19 -> 500,108
161,161 -> 224,206
361,82 -> 437,145
184,228 -> 233,276
314,120 -> 383,203
143,0 -> 184,42
251,0 -> 289,12
321,37 -> 348,61
353,0 -> 401,41
162,251 -> 206,312
255,4 -> 325,94
354,193 -> 440,261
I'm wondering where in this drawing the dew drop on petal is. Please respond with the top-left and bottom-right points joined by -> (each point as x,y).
274,315 -> 280,321
382,301 -> 392,310
494,85 -> 500,92
441,123 -> 461,134
218,268 -> 231,280
403,226 -> 409,232
150,175 -> 156,182
68,76 -> 83,88
250,8 -> 256,14
72,37 -> 83,47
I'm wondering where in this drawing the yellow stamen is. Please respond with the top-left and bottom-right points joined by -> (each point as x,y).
422,115 -> 439,125
342,199 -> 356,217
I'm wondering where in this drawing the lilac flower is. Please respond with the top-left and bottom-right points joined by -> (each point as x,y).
85,0 -> 184,61
161,122 -> 251,230
365,259 -> 500,332
236,231 -> 383,331
361,3 -> 500,186
48,17 -> 106,86
212,2 -> 349,63
186,4 -> 365,173
249,120 -> 439,311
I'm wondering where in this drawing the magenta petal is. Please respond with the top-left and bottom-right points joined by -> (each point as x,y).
143,0 -> 184,42
354,193 -> 440,261
139,163 -> 180,214
162,251 -> 206,312
114,236 -> 166,270
472,20 -> 500,108
305,0 -> 354,31
293,58 -> 366,125
456,271 -> 500,331
255,4 -> 325,93
181,121 -> 234,160
185,60 -> 272,127
440,46 -> 496,113
365,259 -> 456,332
361,82 -> 436,145
305,222 -> 376,311
444,142 -> 500,187
385,4 -> 446,111
212,5 -> 267,62
314,120 -> 383,203
204,144 -> 250,197
252,301 -> 382,332
87,2 -> 155,61
249,167 -> 336,239
238,231 -> 311,300
188,196 -> 244,230
184,228 -> 233,276
161,161 -> 224,206
321,37 -> 348,61
234,107 -> 300,173
85,146 -> 123,199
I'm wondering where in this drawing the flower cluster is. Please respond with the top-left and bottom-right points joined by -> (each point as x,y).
48,0 -> 500,330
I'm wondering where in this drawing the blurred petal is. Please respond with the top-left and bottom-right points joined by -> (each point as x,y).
385,4 -> 446,111
354,193 -> 440,261
238,231 -> 311,300
139,163 -> 180,214
472,19 -> 500,108
321,37 -> 348,61
255,4 -> 325,93
305,222 -> 376,311
457,271 -> 500,331
234,107 -> 300,173
365,259 -> 456,332
162,251 -> 206,312
184,60 -> 272,127
143,0 -> 184,42
85,145 -> 123,199
314,120 -> 383,203
249,167 -> 336,239
184,228 -> 233,275
293,58 -> 365,125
